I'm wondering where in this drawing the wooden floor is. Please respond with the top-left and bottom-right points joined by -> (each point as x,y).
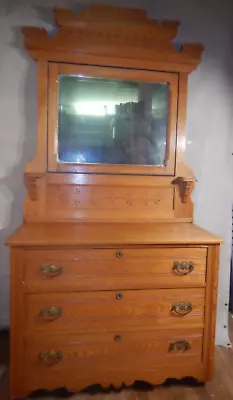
1,319 -> 233,399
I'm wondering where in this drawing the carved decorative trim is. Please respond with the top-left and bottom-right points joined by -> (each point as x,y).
22,4 -> 204,72
24,174 -> 42,201
26,375 -> 205,398
172,177 -> 195,204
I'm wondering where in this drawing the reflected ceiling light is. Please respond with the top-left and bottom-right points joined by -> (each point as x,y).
73,101 -> 116,116
75,153 -> 86,163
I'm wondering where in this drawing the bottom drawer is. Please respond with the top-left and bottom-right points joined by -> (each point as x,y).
24,328 -> 204,393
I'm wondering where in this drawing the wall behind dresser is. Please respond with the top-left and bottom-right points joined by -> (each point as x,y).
0,0 -> 232,346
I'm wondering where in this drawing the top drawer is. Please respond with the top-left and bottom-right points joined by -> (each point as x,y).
23,247 -> 207,293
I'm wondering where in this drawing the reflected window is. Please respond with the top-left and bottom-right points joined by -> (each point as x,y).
58,75 -> 169,166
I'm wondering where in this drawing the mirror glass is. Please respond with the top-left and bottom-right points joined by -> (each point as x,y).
58,75 -> 169,166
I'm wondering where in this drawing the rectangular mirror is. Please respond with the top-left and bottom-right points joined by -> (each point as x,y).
58,75 -> 169,166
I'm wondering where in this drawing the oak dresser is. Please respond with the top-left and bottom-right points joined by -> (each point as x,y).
7,4 -> 222,399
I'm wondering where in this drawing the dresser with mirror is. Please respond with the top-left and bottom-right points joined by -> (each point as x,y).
7,5 -> 222,398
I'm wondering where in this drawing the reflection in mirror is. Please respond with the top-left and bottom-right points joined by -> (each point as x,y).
58,75 -> 169,166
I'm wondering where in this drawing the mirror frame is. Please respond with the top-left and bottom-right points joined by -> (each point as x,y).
48,63 -> 178,175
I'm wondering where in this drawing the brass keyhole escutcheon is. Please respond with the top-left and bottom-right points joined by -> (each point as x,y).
116,251 -> 123,259
116,293 -> 123,300
114,334 -> 121,342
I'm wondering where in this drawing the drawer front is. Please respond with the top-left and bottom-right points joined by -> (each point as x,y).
24,248 -> 207,292
24,329 -> 203,392
26,288 -> 205,332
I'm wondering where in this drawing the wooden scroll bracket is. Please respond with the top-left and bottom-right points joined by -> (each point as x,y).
24,173 -> 43,201
172,177 -> 196,204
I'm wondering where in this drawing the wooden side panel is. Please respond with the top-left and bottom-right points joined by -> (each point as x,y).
174,73 -> 195,220
24,61 -> 48,174
203,245 -> 220,380
10,248 -> 27,399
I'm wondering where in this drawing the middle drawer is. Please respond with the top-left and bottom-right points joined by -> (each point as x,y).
25,288 -> 205,333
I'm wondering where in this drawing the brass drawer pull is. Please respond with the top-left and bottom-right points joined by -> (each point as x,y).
39,306 -> 62,320
171,302 -> 192,316
116,293 -> 123,300
169,341 -> 191,353
114,334 -> 121,342
40,264 -> 63,277
172,261 -> 194,275
116,251 -> 123,259
39,350 -> 62,364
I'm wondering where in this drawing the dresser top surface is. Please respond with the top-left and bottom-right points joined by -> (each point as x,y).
7,222 -> 222,247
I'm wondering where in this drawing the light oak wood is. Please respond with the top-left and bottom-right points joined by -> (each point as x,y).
22,173 -> 203,223
9,242 -> 221,398
24,329 -> 204,394
23,247 -> 207,293
203,245 -> 220,380
20,4 -> 204,223
3,321 -> 233,399
7,223 -> 222,247
24,365 -> 206,396
24,174 -> 196,223
24,61 -> 48,174
46,184 -> 175,222
10,249 -> 26,399
26,288 -> 205,333
8,4 -> 222,399
46,173 -> 175,187
26,328 -> 204,362
22,5 -> 203,73
174,73 -> 196,219
24,247 -> 207,292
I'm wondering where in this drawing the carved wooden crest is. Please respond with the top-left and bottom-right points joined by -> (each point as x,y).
22,4 -> 203,72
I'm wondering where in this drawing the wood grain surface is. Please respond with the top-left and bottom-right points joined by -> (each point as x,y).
7,223 -> 222,246
24,329 -> 204,393
25,288 -> 205,332
23,247 -> 207,292
8,4 -> 222,400
2,321 -> 233,399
